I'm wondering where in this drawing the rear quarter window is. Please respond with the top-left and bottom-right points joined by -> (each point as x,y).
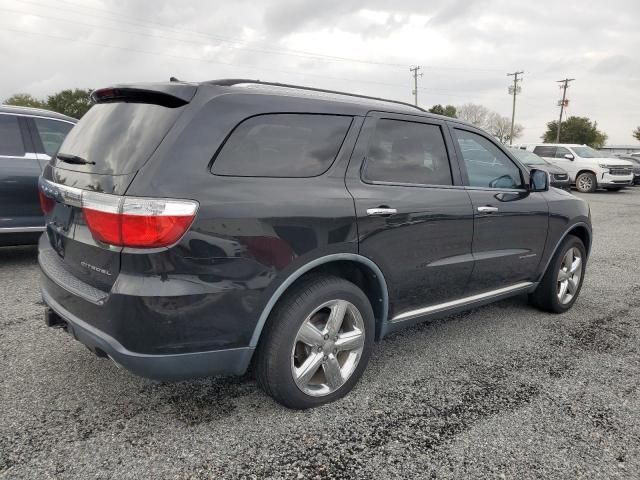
0,115 -> 26,156
533,146 -> 556,157
33,118 -> 73,156
211,114 -> 352,177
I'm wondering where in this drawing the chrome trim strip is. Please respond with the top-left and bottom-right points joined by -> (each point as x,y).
248,253 -> 389,347
0,111 -> 76,125
39,178 -> 83,207
391,281 -> 533,323
0,226 -> 46,233
0,152 -> 40,160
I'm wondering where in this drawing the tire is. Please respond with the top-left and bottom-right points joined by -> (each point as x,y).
529,235 -> 587,313
256,274 -> 374,409
575,172 -> 597,193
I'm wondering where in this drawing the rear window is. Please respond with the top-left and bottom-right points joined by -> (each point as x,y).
533,145 -> 556,157
0,115 -> 25,156
33,118 -> 73,156
212,114 -> 352,177
57,103 -> 184,175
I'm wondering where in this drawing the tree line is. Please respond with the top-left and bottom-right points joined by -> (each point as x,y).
2,88 -> 637,148
3,89 -> 93,120
426,103 -> 624,148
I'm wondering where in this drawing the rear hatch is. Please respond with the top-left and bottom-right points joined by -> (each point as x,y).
40,83 -> 197,293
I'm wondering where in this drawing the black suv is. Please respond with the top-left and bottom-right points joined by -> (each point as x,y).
39,80 -> 592,409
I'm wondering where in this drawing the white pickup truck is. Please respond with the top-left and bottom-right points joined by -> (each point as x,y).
515,144 -> 634,193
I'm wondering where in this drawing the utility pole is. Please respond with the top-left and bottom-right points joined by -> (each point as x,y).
409,65 -> 422,106
507,71 -> 524,145
556,78 -> 575,142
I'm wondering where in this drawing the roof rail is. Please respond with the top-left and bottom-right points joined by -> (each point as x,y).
207,79 -> 425,113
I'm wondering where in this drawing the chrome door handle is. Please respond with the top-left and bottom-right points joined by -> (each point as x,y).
477,206 -> 498,213
366,207 -> 397,216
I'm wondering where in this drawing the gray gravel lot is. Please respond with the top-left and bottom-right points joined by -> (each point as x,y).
1,188 -> 640,479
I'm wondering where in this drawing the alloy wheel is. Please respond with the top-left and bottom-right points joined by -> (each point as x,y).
577,175 -> 593,192
557,247 -> 583,304
291,299 -> 365,397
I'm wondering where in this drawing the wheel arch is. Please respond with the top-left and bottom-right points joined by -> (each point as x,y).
575,169 -> 598,181
248,254 -> 389,347
538,221 -> 592,282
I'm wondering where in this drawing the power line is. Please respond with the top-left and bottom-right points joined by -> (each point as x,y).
0,24 -> 477,102
11,0 -> 509,73
506,71 -> 523,145
556,78 -> 575,142
409,66 -> 423,106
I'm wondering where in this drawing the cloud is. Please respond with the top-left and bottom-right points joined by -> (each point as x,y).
0,0 -> 639,143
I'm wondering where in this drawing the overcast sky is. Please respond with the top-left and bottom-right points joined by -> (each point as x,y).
1,0 -> 639,144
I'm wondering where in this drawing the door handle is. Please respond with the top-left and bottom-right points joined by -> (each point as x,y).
366,207 -> 397,216
477,206 -> 498,213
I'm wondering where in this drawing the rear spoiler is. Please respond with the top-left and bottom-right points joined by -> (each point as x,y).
91,82 -> 197,108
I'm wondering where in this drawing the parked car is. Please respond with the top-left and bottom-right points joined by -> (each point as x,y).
613,154 -> 640,185
39,80 -> 592,409
514,143 -> 634,193
508,147 -> 571,191
0,105 -> 76,246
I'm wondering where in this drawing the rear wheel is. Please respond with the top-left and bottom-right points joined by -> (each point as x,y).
256,275 -> 374,409
575,172 -> 597,193
529,235 -> 586,313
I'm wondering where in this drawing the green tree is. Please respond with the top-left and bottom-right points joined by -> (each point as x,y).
633,126 -> 640,142
542,116 -> 608,148
3,93 -> 47,109
428,104 -> 457,118
46,89 -> 93,119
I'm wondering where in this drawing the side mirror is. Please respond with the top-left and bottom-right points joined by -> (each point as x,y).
563,153 -> 575,160
529,168 -> 550,192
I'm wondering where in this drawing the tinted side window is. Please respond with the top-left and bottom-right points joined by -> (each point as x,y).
455,129 -> 523,189
213,114 -> 352,177
362,119 -> 452,186
33,118 -> 73,156
533,145 -> 556,157
0,115 -> 26,156
554,146 -> 571,158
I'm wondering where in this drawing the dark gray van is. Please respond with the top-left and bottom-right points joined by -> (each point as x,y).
0,105 -> 75,245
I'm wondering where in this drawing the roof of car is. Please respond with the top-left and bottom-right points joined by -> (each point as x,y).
515,143 -> 587,148
202,79 -> 475,125
0,104 -> 77,123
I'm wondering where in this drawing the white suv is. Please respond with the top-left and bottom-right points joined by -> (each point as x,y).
516,144 -> 634,193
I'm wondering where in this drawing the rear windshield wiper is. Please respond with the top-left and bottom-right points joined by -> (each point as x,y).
57,153 -> 96,165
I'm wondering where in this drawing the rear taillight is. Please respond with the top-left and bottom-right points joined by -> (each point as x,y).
38,180 -> 198,248
82,191 -> 198,248
39,190 -> 55,214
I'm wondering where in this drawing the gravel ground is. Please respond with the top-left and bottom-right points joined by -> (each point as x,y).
1,188 -> 639,479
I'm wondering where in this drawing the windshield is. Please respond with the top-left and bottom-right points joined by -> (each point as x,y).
509,148 -> 547,165
571,146 -> 601,158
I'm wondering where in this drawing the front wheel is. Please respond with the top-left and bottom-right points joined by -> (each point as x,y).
256,275 -> 374,409
529,235 -> 587,313
575,172 -> 597,193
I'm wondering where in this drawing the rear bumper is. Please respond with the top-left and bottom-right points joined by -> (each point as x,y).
38,233 -> 259,381
42,287 -> 254,381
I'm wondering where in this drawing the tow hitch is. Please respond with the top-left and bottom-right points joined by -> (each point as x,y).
44,308 -> 66,330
